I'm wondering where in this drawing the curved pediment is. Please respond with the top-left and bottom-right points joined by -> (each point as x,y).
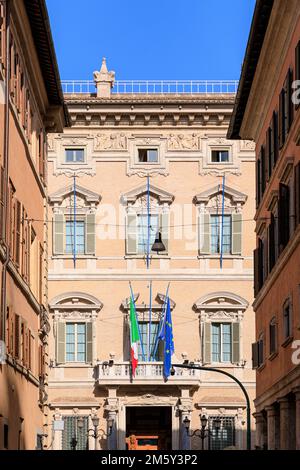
49,292 -> 103,311
49,184 -> 101,205
122,183 -> 174,205
193,291 -> 249,311
194,185 -> 247,205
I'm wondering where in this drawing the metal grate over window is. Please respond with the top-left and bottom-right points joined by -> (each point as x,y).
61,416 -> 89,450
208,415 -> 235,450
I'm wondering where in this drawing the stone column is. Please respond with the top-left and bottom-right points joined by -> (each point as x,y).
293,387 -> 300,450
278,397 -> 290,450
253,412 -> 266,449
265,405 -> 277,450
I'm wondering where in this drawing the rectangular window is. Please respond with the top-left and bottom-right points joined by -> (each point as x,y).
138,149 -> 158,163
208,416 -> 235,450
210,215 -> 231,254
61,416 -> 88,450
66,323 -> 86,362
65,148 -> 85,163
211,323 -> 232,363
269,319 -> 277,356
211,150 -> 229,163
137,214 -> 159,254
4,424 -> 8,450
283,303 -> 292,340
138,321 -> 162,362
65,220 -> 85,254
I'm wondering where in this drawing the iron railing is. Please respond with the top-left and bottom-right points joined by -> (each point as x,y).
61,80 -> 239,95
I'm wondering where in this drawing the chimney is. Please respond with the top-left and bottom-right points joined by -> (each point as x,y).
93,57 -> 115,98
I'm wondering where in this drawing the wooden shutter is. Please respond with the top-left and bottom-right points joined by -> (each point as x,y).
294,163 -> 300,226
265,130 -> 270,182
14,314 -> 21,359
231,213 -> 242,255
287,68 -> 294,131
268,214 -> 275,272
279,88 -> 284,148
0,165 -> 4,235
273,111 -> 279,165
202,323 -> 211,364
86,322 -> 93,363
86,213 -> 95,255
15,200 -> 21,266
56,322 -> 66,364
269,322 -> 277,355
160,212 -> 169,253
260,146 -> 266,194
278,183 -> 290,249
232,323 -> 240,363
53,213 -> 64,255
256,158 -> 261,208
252,342 -> 258,369
198,213 -> 210,254
126,213 -> 137,255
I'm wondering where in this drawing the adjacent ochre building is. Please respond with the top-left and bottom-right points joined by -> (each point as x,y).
46,60 -> 257,450
0,0 -> 67,450
228,0 -> 300,451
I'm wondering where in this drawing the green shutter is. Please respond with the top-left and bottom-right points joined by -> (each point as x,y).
203,323 -> 211,364
126,214 -> 137,255
86,322 -> 93,363
53,214 -> 64,255
199,213 -> 210,254
56,322 -> 66,364
231,213 -> 242,255
86,213 -> 95,255
232,322 -> 240,363
160,212 -> 169,253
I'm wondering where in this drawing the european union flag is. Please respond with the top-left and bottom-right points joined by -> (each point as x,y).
163,297 -> 175,379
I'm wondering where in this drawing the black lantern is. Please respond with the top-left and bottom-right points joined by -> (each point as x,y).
151,231 -> 166,253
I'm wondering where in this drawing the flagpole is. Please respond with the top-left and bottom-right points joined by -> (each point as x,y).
129,281 -> 146,361
148,280 -> 152,361
73,175 -> 76,269
152,282 -> 170,360
220,174 -> 225,269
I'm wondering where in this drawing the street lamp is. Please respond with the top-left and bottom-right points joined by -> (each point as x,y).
183,414 -> 221,450
77,415 -> 114,449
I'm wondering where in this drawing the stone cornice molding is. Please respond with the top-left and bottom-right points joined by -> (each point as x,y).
194,185 -> 247,205
49,184 -> 101,205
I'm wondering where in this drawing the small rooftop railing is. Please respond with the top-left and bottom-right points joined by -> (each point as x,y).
61,80 -> 239,95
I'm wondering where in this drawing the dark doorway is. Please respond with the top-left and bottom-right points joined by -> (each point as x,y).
126,406 -> 172,450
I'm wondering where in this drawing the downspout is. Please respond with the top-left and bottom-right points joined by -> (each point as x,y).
1,0 -> 11,342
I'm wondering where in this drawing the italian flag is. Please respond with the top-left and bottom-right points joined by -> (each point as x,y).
129,297 -> 139,376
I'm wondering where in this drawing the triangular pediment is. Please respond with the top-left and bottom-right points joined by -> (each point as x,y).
122,184 -> 174,205
49,184 -> 101,205
194,185 -> 247,205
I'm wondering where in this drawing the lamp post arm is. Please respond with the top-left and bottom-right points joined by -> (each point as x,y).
172,363 -> 251,450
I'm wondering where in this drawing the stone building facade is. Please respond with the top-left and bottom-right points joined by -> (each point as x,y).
228,0 -> 300,451
46,59 -> 256,450
0,0 -> 67,450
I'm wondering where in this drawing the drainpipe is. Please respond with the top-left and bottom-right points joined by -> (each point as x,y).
1,0 -> 11,342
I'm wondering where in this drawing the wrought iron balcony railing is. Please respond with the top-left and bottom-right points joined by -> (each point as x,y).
61,80 -> 239,95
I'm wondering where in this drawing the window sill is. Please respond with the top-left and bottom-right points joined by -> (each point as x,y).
197,254 -> 243,260
55,363 -> 92,368
207,362 -> 243,368
125,254 -> 170,259
268,351 -> 278,361
281,336 -> 294,348
52,255 -> 96,260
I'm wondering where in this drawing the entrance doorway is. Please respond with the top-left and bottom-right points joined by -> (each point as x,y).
126,407 -> 172,450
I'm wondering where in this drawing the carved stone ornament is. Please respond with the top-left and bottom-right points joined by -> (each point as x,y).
94,133 -> 127,151
167,133 -> 199,151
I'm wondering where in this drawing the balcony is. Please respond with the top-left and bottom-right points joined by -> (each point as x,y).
96,361 -> 201,386
61,80 -> 239,95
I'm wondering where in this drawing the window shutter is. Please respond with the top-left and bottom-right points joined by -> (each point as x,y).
86,213 -> 96,255
14,314 -> 21,360
254,248 -> 260,297
15,200 -> 21,266
232,322 -> 240,364
199,213 -> 210,254
261,146 -> 266,194
231,213 -> 242,255
294,163 -> 300,226
265,129 -> 270,181
279,89 -> 284,148
273,111 -> 279,164
278,183 -> 290,249
126,213 -> 137,255
56,322 -> 66,364
256,159 -> 261,208
160,212 -> 169,253
53,214 -> 64,255
287,68 -> 294,130
269,214 -> 275,272
86,322 -> 93,364
202,322 -> 211,364
252,342 -> 258,369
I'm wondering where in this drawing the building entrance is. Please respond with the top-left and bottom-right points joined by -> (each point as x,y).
125,406 -> 172,450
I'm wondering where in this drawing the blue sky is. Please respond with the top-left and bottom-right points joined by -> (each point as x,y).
46,0 -> 255,81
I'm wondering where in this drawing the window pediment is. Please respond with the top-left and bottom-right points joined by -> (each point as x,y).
122,183 -> 174,205
49,184 -> 101,206
121,292 -> 175,310
49,292 -> 103,312
193,292 -> 248,311
194,185 -> 247,206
